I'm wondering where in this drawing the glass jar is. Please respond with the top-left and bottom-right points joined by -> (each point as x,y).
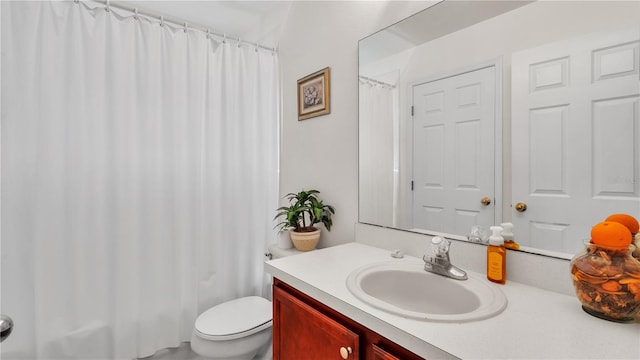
570,242 -> 640,323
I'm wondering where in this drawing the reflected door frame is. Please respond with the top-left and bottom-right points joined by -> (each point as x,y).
406,58 -> 503,236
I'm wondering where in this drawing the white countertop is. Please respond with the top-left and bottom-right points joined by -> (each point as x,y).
264,242 -> 640,359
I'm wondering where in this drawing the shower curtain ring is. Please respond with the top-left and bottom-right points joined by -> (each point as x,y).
160,16 -> 164,27
222,34 -> 226,44
134,8 -> 139,20
105,0 -> 110,12
184,22 -> 188,33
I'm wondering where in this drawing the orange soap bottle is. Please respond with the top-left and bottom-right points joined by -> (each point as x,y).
487,226 -> 506,284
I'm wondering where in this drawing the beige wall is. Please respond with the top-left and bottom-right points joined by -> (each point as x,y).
277,1 -> 437,247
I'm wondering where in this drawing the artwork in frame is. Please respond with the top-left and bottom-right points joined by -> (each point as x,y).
297,67 -> 331,120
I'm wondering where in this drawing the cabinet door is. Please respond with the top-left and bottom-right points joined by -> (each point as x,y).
273,286 -> 359,360
372,344 -> 401,360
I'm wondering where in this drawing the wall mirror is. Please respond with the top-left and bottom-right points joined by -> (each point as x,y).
358,0 -> 640,260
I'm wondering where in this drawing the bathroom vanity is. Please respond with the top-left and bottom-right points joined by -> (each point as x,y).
265,243 -> 640,359
273,279 -> 421,360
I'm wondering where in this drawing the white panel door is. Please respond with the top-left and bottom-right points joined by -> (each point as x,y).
512,26 -> 640,255
412,66 -> 496,235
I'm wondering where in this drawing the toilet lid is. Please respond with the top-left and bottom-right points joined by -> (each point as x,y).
195,296 -> 272,340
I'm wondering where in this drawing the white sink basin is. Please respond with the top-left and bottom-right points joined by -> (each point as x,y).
346,260 -> 507,322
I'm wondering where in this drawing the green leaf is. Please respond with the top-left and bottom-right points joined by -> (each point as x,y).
274,189 -> 335,232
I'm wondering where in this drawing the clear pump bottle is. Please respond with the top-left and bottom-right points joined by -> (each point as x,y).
487,226 -> 506,284
501,222 -> 520,250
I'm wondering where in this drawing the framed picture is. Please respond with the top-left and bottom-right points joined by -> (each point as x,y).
297,67 -> 331,120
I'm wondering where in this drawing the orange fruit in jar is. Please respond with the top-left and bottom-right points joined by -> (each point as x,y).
591,221 -> 632,248
605,213 -> 639,235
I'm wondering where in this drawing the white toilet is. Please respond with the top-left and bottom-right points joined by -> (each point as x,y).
190,296 -> 272,360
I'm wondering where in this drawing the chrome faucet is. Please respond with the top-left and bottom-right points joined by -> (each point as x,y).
423,237 -> 468,280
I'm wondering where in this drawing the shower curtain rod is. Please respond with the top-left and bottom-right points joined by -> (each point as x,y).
89,0 -> 277,53
359,75 -> 396,88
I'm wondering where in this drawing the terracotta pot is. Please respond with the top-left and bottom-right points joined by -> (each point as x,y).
290,228 -> 321,251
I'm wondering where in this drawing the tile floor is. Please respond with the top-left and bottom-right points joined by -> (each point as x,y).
138,341 -> 272,360
139,343 -> 202,360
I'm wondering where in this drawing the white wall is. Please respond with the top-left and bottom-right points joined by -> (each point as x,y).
278,0 -> 640,251
277,1 -> 438,248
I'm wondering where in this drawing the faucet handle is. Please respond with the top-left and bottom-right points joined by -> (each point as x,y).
431,236 -> 450,256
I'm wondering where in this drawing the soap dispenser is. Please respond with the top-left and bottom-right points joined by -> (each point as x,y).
501,222 -> 520,250
487,226 -> 506,284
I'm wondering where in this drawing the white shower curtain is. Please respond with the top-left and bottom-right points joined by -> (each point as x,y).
1,1 -> 279,359
358,80 -> 398,228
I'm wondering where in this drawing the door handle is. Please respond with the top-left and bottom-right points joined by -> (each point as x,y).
481,197 -> 492,206
515,202 -> 527,212
0,314 -> 13,342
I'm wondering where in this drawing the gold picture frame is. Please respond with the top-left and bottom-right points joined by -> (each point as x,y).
297,67 -> 331,120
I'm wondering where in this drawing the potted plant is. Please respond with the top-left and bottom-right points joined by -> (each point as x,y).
274,189 -> 335,251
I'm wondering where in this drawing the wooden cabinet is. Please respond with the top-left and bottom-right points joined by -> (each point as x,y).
273,278 -> 424,360
273,284 -> 359,359
372,344 -> 402,360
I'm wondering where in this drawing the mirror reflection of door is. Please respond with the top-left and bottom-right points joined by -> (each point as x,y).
512,26 -> 640,256
412,65 -> 497,235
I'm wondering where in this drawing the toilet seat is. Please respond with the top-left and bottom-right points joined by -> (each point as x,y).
194,296 -> 272,341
